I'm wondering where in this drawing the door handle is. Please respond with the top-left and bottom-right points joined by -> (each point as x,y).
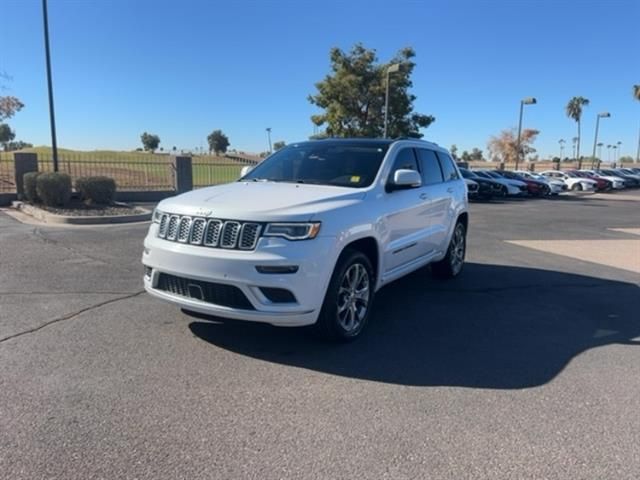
419,193 -> 429,200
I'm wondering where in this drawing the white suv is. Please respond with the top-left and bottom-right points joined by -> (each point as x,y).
143,139 -> 468,340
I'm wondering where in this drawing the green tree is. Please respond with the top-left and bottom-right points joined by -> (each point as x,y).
633,84 -> 640,101
207,130 -> 230,155
449,144 -> 458,159
273,140 -> 286,151
0,96 -> 24,121
4,140 -> 33,151
469,147 -> 483,162
0,123 -> 15,150
140,132 -> 160,152
565,96 -> 589,168
308,44 -> 434,138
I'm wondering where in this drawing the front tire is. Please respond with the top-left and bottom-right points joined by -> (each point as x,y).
432,221 -> 466,279
313,249 -> 375,342
571,183 -> 583,191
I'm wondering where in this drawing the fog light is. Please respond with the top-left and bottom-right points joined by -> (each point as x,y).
255,265 -> 299,274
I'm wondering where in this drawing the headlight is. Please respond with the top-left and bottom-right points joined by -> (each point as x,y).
152,209 -> 163,224
264,222 -> 321,241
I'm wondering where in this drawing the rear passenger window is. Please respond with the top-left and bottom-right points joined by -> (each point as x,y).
437,151 -> 460,181
390,148 -> 419,174
416,149 -> 444,185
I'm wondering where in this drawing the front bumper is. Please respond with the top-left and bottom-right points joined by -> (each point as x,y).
142,224 -> 337,326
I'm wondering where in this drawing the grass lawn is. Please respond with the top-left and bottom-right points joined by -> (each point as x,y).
1,147 -> 254,190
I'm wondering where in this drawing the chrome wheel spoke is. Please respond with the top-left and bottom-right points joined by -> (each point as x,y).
337,263 -> 370,333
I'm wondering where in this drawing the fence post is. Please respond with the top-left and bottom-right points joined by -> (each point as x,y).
14,152 -> 38,199
171,155 -> 192,194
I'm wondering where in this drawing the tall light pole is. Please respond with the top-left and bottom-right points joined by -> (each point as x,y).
590,112 -> 610,168
607,144 -> 612,163
616,141 -> 622,165
558,138 -> 565,160
596,142 -> 603,167
265,127 -> 272,154
636,125 -> 640,164
383,63 -> 400,139
515,97 -> 537,170
42,0 -> 59,172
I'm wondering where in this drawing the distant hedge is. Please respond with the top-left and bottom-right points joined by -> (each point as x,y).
36,172 -> 72,207
23,172 -> 41,203
76,176 -> 117,204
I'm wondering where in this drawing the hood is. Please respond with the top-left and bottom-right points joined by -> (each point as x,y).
157,181 -> 366,222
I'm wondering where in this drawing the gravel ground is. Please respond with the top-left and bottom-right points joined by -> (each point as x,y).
36,200 -> 146,216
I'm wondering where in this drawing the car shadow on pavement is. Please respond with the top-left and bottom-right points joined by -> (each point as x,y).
187,263 -> 640,389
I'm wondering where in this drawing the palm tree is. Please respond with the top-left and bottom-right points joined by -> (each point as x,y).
565,96 -> 590,168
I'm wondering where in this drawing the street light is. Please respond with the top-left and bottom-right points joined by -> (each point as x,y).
42,0 -> 59,172
383,63 -> 400,138
596,142 -> 604,167
515,97 -> 536,170
590,112 -> 610,168
265,127 -> 272,154
607,144 -> 612,163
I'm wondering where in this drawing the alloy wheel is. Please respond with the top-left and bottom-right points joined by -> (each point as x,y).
337,263 -> 370,333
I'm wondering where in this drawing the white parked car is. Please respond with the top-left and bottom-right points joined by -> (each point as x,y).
514,170 -> 566,195
472,170 -> 527,196
143,139 -> 469,341
578,170 -> 626,190
540,170 -> 597,192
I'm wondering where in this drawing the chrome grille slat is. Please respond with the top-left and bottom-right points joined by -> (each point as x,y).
204,219 -> 223,246
158,214 -> 169,238
239,223 -> 261,250
166,216 -> 180,241
177,217 -> 192,243
221,221 -> 241,248
190,218 -> 206,244
158,214 -> 260,251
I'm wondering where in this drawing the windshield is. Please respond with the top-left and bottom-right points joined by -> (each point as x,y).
485,171 -> 503,179
241,141 -> 390,188
459,168 -> 477,179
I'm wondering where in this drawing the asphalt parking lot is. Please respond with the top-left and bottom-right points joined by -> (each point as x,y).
1,192 -> 639,479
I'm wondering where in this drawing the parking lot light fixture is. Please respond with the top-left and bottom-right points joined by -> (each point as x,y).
616,141 -> 622,165
266,127 -> 272,154
383,63 -> 401,139
515,97 -> 537,171
590,112 -> 611,168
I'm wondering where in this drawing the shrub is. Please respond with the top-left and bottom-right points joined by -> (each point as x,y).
23,172 -> 41,203
76,176 -> 117,205
36,172 -> 72,207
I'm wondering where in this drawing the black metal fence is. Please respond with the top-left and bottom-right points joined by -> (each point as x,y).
0,153 -> 15,193
0,151 -> 261,194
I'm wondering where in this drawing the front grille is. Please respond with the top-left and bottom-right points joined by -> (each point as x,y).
156,273 -> 255,310
467,183 -> 479,192
157,214 -> 262,251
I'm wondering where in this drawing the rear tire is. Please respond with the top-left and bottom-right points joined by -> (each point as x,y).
313,249 -> 375,342
571,183 -> 583,191
432,221 -> 467,279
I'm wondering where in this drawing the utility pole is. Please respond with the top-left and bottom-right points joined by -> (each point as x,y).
42,0 -> 59,171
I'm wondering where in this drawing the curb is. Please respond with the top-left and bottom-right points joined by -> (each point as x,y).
11,201 -> 152,225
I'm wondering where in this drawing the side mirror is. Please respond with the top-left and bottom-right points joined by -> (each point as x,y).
240,165 -> 253,178
389,169 -> 422,191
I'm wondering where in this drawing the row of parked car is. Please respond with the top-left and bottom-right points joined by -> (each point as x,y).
459,166 -> 640,200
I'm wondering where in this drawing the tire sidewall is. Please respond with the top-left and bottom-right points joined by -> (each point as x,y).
318,250 -> 375,340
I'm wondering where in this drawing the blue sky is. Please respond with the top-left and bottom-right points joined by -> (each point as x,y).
2,0 -> 639,157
